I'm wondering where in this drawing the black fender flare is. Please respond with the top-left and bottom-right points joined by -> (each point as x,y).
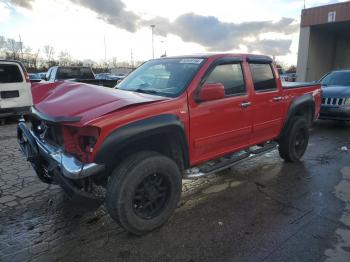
280,93 -> 315,139
94,114 -> 189,169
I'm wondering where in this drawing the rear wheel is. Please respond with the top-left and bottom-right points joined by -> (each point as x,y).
279,117 -> 309,162
106,151 -> 182,235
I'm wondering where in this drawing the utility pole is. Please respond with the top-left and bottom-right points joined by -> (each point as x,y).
150,25 -> 155,59
104,35 -> 107,61
19,35 -> 23,60
130,48 -> 134,68
304,0 -> 306,9
160,40 -> 167,57
104,35 -> 108,70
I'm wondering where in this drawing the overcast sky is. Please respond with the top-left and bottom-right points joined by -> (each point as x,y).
0,0 -> 347,65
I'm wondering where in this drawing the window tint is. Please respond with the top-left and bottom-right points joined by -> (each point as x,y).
57,67 -> 94,80
205,63 -> 245,96
0,64 -> 23,83
118,58 -> 202,97
320,71 -> 350,86
249,63 -> 277,91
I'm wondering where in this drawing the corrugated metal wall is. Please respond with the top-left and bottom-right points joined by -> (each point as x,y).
301,2 -> 350,27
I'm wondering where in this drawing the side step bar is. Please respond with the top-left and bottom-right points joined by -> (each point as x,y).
184,141 -> 278,179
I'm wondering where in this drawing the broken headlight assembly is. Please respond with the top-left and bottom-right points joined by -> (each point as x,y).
62,125 -> 100,162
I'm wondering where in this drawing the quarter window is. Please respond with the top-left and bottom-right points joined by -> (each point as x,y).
249,63 -> 277,91
205,63 -> 246,96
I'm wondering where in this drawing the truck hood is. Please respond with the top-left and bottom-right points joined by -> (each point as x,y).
322,85 -> 350,98
31,81 -> 168,124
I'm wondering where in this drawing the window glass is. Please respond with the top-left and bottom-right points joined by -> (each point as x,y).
320,71 -> 350,86
50,68 -> 56,81
249,63 -> 277,91
0,64 -> 23,83
118,58 -> 202,97
46,68 -> 52,80
57,67 -> 94,80
205,64 -> 245,96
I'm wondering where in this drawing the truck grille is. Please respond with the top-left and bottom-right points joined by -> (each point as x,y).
322,97 -> 345,106
31,119 -> 64,147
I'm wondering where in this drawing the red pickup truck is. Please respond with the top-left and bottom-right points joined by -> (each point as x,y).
18,54 -> 321,235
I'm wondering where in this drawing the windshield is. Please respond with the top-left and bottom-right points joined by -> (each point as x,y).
57,67 -> 95,80
320,71 -> 350,86
117,58 -> 205,97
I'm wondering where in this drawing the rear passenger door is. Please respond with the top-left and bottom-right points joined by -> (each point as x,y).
189,58 -> 253,163
248,61 -> 284,143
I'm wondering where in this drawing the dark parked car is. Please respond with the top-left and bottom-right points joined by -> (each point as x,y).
44,66 -> 119,88
319,69 -> 350,121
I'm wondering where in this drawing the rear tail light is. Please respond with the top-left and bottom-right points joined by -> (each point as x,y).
23,69 -> 31,83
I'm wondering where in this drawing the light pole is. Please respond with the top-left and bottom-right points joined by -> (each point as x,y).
160,40 -> 167,57
150,25 -> 155,59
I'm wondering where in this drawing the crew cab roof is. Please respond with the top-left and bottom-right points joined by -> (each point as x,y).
331,69 -> 350,73
153,53 -> 273,62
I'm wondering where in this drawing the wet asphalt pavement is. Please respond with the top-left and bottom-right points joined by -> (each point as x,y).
1,120 -> 350,262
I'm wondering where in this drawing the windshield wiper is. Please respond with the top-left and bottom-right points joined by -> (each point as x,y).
133,88 -> 159,95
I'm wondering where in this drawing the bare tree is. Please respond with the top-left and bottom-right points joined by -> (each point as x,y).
58,50 -> 73,66
6,38 -> 21,59
43,45 -> 55,66
0,36 -> 6,50
286,65 -> 297,73
82,59 -> 95,67
0,36 -> 6,58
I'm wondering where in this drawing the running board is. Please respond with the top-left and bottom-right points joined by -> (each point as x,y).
184,141 -> 278,179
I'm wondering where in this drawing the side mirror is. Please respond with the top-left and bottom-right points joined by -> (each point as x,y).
199,83 -> 225,102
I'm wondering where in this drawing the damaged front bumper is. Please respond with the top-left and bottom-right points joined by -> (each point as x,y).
17,122 -> 105,206
17,122 -> 104,180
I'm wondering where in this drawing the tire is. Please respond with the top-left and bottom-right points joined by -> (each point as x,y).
106,151 -> 182,235
278,117 -> 309,162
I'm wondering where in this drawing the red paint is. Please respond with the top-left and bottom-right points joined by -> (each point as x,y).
199,83 -> 225,101
31,54 -> 321,166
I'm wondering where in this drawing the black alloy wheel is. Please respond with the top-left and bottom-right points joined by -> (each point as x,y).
133,173 -> 171,219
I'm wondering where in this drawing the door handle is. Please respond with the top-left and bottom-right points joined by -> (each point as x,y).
241,102 -> 251,108
273,96 -> 283,101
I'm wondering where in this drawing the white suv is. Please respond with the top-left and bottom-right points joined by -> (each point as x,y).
0,60 -> 33,118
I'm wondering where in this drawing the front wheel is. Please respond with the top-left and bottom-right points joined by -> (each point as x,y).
278,117 -> 309,162
106,151 -> 182,235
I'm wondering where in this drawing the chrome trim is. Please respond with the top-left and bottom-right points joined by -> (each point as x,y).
322,97 -> 345,106
240,102 -> 252,108
184,145 -> 277,179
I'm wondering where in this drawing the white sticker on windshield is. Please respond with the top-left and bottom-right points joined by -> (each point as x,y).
179,59 -> 203,64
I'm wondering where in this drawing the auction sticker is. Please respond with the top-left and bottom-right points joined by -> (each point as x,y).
179,59 -> 203,64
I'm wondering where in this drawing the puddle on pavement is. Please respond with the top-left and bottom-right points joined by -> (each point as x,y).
178,155 -> 284,212
324,166 -> 350,261
202,182 -> 229,194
